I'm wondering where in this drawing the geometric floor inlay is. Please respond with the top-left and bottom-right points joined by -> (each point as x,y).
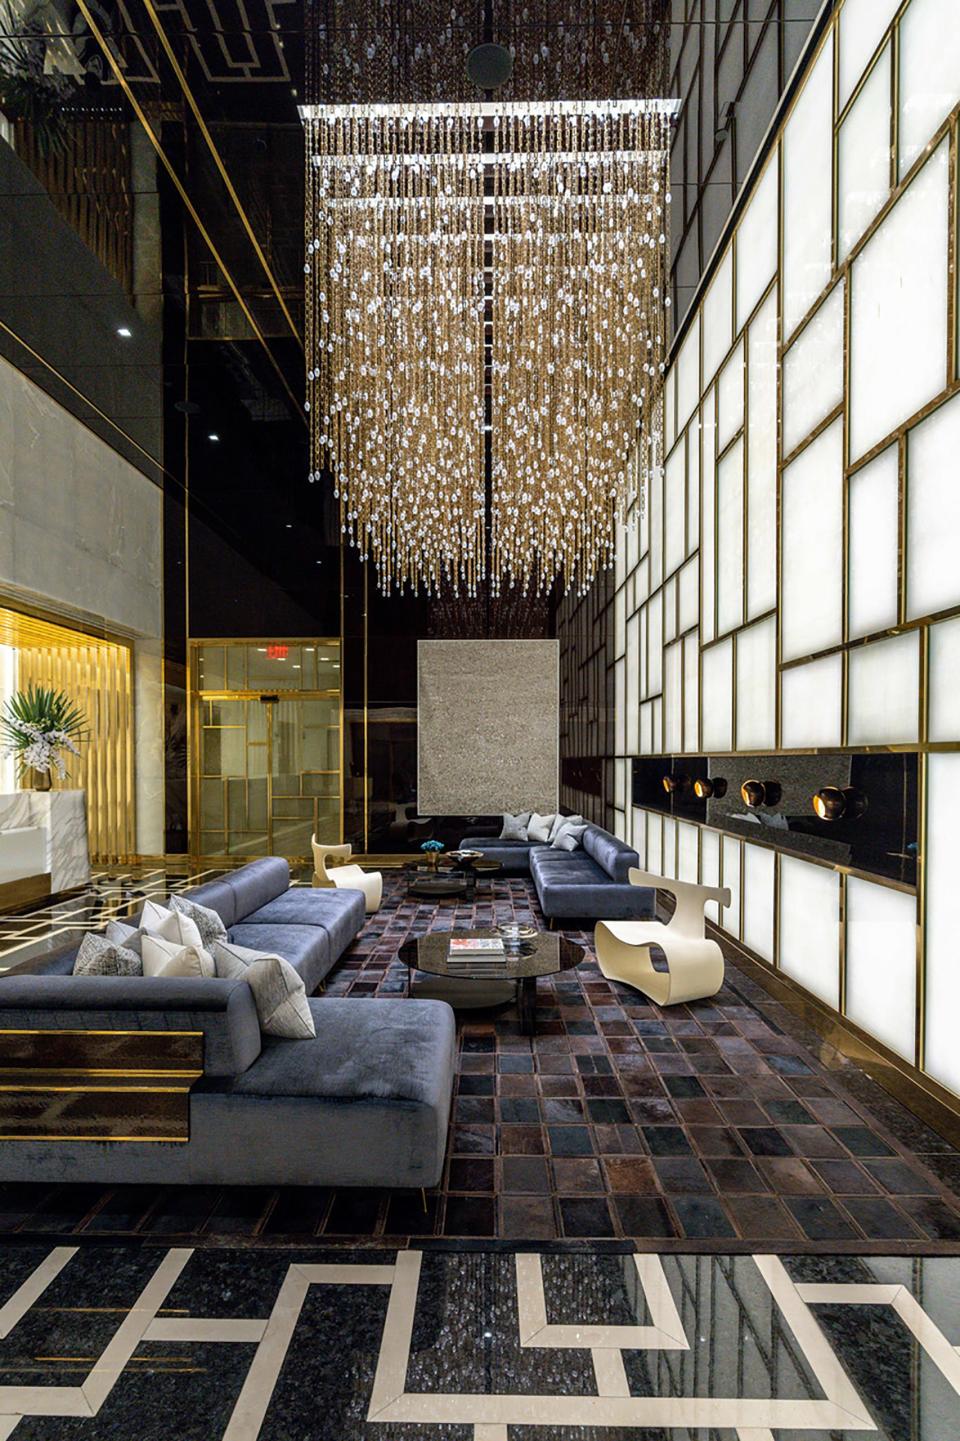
0,1245 -> 957,1437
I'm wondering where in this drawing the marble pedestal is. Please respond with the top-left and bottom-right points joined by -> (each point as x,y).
0,790 -> 91,892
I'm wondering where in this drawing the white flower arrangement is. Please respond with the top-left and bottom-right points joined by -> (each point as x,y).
0,686 -> 86,780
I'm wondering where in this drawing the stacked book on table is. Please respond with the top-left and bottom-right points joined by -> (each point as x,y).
447,937 -> 508,967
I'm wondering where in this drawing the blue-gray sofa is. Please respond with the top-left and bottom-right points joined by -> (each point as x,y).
0,858 -> 456,1189
459,822 -> 656,922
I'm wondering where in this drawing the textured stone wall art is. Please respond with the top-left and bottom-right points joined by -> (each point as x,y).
417,640 -> 559,814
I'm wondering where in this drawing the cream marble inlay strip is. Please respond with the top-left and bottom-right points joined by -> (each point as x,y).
0,1247 -> 77,1339
144,1318 -> 267,1344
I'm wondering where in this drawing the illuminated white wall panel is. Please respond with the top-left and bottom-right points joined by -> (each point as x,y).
783,32 -> 834,336
838,0 -> 900,108
716,437 -> 744,637
906,391 -> 960,620
849,139 -> 949,462
847,444 -> 900,638
662,816 -> 676,878
743,843 -> 776,963
781,655 -> 843,749
838,42 -> 892,259
700,389 -> 717,645
683,634 -> 699,752
678,558 -> 698,635
735,616 -> 776,752
898,0 -> 960,176
746,289 -> 778,620
779,856 -> 840,1008
735,158 -> 778,331
676,313 -> 700,430
848,631 -> 920,745
924,754 -> 960,1096
717,339 -> 744,452
928,616 -> 960,742
702,249 -> 733,386
781,418 -> 843,662
721,835 -> 741,938
663,640 -> 682,754
665,442 -> 686,579
678,821 -> 698,884
782,282 -> 844,458
846,878 -> 917,1063
701,638 -> 733,752
701,828 -> 721,922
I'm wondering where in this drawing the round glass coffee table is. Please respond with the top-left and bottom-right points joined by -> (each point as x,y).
398,927 -> 583,1035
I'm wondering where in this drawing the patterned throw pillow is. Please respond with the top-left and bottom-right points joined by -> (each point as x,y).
141,934 -> 215,979
213,940 -> 316,1040
552,821 -> 589,852
527,812 -> 557,844
499,811 -> 531,841
105,919 -> 142,957
170,894 -> 228,950
73,932 -> 142,977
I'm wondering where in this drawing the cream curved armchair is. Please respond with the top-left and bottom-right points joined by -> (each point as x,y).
311,838 -> 382,914
594,867 -> 731,1005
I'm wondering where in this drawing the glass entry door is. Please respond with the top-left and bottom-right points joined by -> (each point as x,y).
191,641 -> 341,860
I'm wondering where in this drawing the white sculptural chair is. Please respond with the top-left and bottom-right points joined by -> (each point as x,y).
594,867 -> 731,1005
310,838 -> 382,914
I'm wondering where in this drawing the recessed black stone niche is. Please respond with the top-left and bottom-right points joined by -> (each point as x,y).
632,757 -> 709,822
632,753 -> 918,886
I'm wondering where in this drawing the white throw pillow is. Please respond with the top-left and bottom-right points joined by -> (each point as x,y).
552,821 -> 589,852
139,899 -> 204,949
527,812 -> 556,844
549,812 -> 584,842
170,894 -> 228,950
500,812 -> 531,841
141,933 -> 215,979
213,940 -> 316,1039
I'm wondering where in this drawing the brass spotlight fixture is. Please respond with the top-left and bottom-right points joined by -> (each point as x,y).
693,777 -> 728,799
740,779 -> 782,809
661,774 -> 689,795
812,785 -> 868,821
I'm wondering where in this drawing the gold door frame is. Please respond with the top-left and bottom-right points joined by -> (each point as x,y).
188,638 -> 343,862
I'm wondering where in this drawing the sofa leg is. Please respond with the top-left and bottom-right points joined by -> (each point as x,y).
546,917 -> 556,931
420,1187 -> 428,1213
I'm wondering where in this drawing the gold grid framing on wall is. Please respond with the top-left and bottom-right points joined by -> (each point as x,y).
559,0 -> 960,1111
187,638 -> 343,863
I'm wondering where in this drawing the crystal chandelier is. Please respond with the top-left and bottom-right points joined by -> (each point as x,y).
304,99 -> 672,596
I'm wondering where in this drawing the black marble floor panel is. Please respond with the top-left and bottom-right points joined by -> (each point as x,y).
0,1243 -> 955,1439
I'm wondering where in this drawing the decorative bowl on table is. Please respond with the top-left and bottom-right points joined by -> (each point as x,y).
497,922 -> 538,945
447,849 -> 483,865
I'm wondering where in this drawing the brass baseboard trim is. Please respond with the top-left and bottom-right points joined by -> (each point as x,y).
708,921 -> 960,1150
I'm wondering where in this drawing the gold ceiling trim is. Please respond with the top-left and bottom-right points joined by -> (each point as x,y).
140,0 -> 303,349
73,0 -> 305,425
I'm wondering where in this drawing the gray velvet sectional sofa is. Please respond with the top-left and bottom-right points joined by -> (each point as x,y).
459,822 -> 656,922
0,858 -> 456,1189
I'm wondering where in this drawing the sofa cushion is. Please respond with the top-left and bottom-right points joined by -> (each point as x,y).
179,878 -> 237,930
240,886 -> 364,958
457,836 -> 533,875
582,824 -> 640,883
226,921 -> 331,994
529,846 -> 610,889
73,933 -> 141,978
0,972 -> 261,1077
233,997 -> 452,1104
170,893 -> 229,950
225,857 -> 291,921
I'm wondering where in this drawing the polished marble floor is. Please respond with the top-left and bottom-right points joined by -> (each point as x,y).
0,1242 -> 956,1438
2,869 -> 960,1247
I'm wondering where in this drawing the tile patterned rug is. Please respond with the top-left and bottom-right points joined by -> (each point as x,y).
0,1241 -> 956,1438
1,870 -> 959,1248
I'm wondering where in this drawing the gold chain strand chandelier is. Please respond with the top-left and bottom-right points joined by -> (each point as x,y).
303,99 -> 673,597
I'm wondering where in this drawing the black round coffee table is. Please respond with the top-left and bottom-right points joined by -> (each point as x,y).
403,863 -> 469,899
398,927 -> 583,1035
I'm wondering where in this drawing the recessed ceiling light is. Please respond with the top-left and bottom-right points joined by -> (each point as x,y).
315,560 -> 322,565
208,433 -> 220,442
116,327 -> 132,338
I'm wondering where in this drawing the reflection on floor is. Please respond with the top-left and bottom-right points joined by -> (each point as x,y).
0,1243 -> 956,1438
1,869 -> 960,1247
